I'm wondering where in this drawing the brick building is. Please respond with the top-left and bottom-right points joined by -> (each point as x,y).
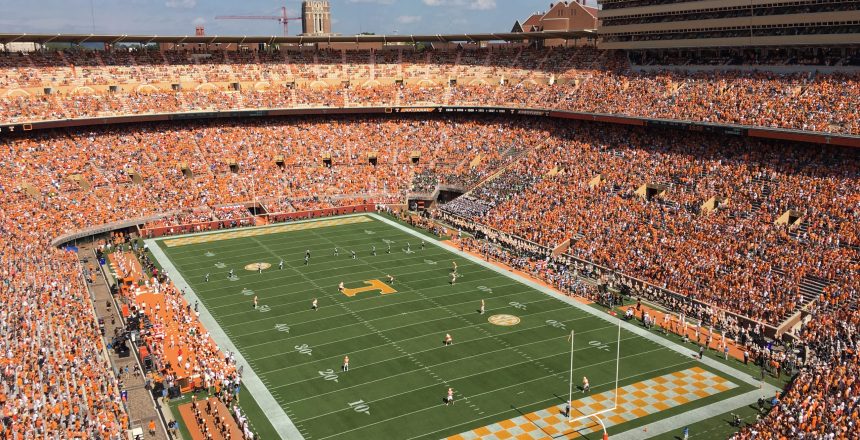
512,1 -> 599,33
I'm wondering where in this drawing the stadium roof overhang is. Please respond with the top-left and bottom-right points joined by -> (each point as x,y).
0,30 -> 596,45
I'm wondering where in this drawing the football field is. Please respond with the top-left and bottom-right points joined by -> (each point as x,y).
147,214 -> 763,440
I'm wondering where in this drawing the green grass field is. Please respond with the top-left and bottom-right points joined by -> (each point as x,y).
149,214 -> 758,440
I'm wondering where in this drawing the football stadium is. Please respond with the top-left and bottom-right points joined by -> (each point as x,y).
0,1 -> 858,439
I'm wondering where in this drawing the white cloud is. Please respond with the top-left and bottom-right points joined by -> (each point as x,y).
422,0 -> 496,10
396,15 -> 422,24
165,0 -> 196,8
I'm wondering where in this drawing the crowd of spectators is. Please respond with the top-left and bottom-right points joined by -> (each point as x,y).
0,185 -> 127,435
0,114 -> 538,436
441,121 -> 859,326
0,55 -> 856,438
732,306 -> 859,439
1,46 -> 858,134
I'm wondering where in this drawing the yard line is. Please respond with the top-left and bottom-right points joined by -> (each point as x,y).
163,231 -> 450,265
256,310 -> 597,372
182,252 -> 477,298
301,228 -> 487,418
176,255 -> 446,292
231,288 -> 547,345
402,358 -> 699,440
208,271 -> 519,313
300,345 -> 669,426
227,283 -> 533,338
335,231 -> 573,384
280,329 -> 637,404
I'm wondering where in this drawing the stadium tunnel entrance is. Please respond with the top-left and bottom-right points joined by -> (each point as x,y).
408,187 -> 464,212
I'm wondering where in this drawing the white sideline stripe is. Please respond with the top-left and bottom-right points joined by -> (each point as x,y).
612,389 -> 770,440
145,238 -> 304,440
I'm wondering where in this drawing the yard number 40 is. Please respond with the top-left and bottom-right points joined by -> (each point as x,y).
348,400 -> 371,415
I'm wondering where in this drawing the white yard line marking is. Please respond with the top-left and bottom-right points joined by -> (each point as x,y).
316,350 -> 684,440
272,326 -> 626,394
237,294 -> 555,351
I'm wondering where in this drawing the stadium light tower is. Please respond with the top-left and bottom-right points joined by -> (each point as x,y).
215,6 -> 301,36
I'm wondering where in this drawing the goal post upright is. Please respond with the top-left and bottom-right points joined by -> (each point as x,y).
568,328 -> 575,421
568,313 -> 622,438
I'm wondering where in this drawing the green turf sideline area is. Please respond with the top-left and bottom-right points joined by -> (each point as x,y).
146,214 -> 769,440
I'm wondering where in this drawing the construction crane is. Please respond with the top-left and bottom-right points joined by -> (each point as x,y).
215,6 -> 301,36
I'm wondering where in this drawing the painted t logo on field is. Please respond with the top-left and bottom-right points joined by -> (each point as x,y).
341,279 -> 397,298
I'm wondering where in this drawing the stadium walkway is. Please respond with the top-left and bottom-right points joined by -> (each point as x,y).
81,244 -> 171,440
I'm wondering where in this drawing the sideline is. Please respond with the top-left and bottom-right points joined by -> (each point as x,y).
145,239 -> 304,440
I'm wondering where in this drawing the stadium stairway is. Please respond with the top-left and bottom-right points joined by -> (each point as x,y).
459,135 -> 553,198
772,267 -> 830,312
748,175 -> 773,218
788,219 -> 810,241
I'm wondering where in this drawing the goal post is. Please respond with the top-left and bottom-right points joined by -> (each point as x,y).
567,314 -> 622,438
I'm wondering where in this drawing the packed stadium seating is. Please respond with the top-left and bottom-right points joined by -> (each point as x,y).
0,43 -> 858,439
441,121 -> 859,326
1,46 -> 859,134
732,306 -> 859,439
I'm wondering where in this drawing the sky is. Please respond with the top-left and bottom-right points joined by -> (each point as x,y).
0,0 -> 598,37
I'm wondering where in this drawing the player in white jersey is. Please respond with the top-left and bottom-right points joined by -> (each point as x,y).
312,298 -> 318,311
479,299 -> 485,315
